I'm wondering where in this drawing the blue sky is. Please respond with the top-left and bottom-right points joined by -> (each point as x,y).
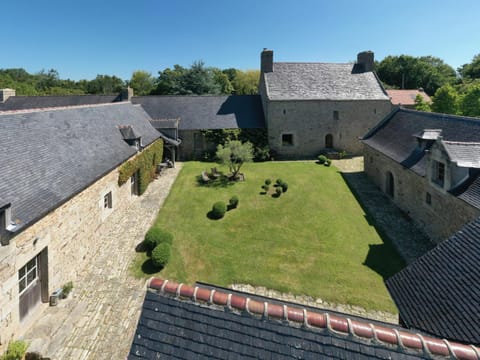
2,0 -> 479,81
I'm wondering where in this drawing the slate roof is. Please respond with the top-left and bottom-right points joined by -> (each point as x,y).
443,141 -> 480,168
0,103 -> 159,232
0,94 -> 121,111
129,278 -> 480,359
132,95 -> 266,130
387,89 -> 432,106
362,108 -> 480,209
263,62 -> 389,101
386,217 -> 480,345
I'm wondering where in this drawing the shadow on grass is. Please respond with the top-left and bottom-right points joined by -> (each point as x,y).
196,175 -> 235,188
206,210 -> 224,220
363,243 -> 405,280
141,258 -> 164,275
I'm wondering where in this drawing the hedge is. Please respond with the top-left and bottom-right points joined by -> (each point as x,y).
151,243 -> 171,268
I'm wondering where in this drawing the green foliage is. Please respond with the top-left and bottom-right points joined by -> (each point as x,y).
118,139 -> 164,194
317,155 -> 327,164
211,201 -> 227,219
62,281 -> 73,298
144,227 -> 174,251
1,340 -> 28,360
261,184 -> 269,193
458,54 -> 480,79
431,84 -> 459,114
275,179 -> 284,186
231,69 -> 260,95
151,243 -> 171,268
281,182 -> 288,193
129,70 -> 156,95
377,55 -> 456,96
216,140 -> 253,179
86,74 -> 125,94
265,179 -> 272,185
459,84 -> 480,117
324,159 -> 332,167
229,196 -> 239,209
201,128 -> 269,162
275,187 -> 282,197
414,94 -> 431,112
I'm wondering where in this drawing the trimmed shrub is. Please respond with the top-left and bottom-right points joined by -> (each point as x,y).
211,201 -> 227,219
275,187 -> 282,196
2,340 -> 28,360
281,182 -> 288,193
275,179 -> 284,187
324,159 -> 332,167
144,227 -> 173,251
265,178 -> 272,185
229,196 -> 239,209
318,155 -> 327,164
151,243 -> 171,268
261,184 -> 269,192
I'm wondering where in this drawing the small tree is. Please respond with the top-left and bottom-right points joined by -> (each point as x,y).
216,140 -> 253,179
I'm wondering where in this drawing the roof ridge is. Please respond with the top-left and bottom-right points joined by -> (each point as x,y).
149,278 -> 480,360
0,101 -> 128,115
442,140 -> 480,146
274,61 -> 353,65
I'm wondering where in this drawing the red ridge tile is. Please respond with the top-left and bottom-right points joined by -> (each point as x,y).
164,281 -> 180,294
350,320 -> 374,338
248,299 -> 265,315
398,331 -> 422,349
230,294 -> 247,310
149,278 -> 165,290
306,312 -> 326,328
179,285 -> 195,298
450,343 -> 480,360
329,315 -> 349,334
374,325 -> 398,344
267,303 -> 284,319
212,291 -> 229,306
424,337 -> 450,356
195,287 -> 212,302
286,307 -> 304,323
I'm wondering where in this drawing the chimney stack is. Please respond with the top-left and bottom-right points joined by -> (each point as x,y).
0,88 -> 16,103
357,51 -> 374,72
261,49 -> 274,73
121,87 -> 134,101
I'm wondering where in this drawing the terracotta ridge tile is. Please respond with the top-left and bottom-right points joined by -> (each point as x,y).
147,278 -> 480,360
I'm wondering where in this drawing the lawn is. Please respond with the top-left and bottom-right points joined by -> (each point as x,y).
132,161 -> 405,313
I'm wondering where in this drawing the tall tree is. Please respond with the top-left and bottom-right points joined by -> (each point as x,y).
86,74 -> 125,94
129,70 -> 155,96
182,60 -> 221,95
414,94 -> 431,112
377,55 -> 456,95
431,84 -> 459,114
458,54 -> 480,80
216,140 -> 253,180
232,70 -> 260,95
459,84 -> 480,117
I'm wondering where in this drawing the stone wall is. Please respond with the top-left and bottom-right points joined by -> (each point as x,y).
0,158 -> 138,345
364,145 -> 480,243
266,100 -> 391,158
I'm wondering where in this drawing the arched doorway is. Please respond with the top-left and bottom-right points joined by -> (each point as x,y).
386,171 -> 395,198
325,134 -> 333,148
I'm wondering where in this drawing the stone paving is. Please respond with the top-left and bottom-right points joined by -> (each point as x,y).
333,157 -> 434,263
22,164 -> 183,360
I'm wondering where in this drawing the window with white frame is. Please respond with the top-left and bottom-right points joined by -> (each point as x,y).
19,256 -> 38,295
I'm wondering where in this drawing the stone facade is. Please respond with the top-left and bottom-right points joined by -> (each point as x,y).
0,159 -> 138,345
264,99 -> 391,158
364,145 -> 480,243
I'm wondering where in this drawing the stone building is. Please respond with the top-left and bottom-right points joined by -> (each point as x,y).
0,102 -> 161,345
132,95 -> 265,160
386,89 -> 431,109
362,107 -> 480,243
258,49 -> 392,158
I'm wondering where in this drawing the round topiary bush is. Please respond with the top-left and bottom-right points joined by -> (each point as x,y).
144,227 -> 174,251
265,178 -> 272,185
211,201 -> 227,219
151,243 -> 171,268
318,155 -> 327,164
261,184 -> 269,192
324,159 -> 332,167
275,187 -> 282,196
229,195 -> 239,209
275,179 -> 284,187
281,182 -> 288,193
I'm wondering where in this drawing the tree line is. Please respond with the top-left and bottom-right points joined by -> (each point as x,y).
376,54 -> 480,117
0,62 -> 260,97
2,53 -> 480,117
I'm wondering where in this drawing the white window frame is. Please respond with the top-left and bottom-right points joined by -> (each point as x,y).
18,256 -> 38,296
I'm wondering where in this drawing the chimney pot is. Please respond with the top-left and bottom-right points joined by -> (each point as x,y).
357,51 -> 374,72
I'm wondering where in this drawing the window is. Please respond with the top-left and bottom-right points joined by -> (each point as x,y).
19,257 -> 38,295
333,111 -> 339,120
104,192 -> 112,209
426,192 -> 432,205
432,161 -> 445,187
325,134 -> 333,148
386,171 -> 395,198
131,172 -> 139,196
282,134 -> 294,146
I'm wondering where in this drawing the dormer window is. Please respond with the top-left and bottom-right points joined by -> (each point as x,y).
118,125 -> 142,150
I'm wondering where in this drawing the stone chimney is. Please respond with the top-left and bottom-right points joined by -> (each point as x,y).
0,88 -> 16,103
261,49 -> 274,73
357,51 -> 374,72
121,87 -> 134,101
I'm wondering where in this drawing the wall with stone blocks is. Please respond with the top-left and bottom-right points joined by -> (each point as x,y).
266,100 -> 392,158
364,145 -> 480,244
0,160 -> 137,345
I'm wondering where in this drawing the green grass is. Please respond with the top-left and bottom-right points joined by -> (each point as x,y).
131,161 -> 405,313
